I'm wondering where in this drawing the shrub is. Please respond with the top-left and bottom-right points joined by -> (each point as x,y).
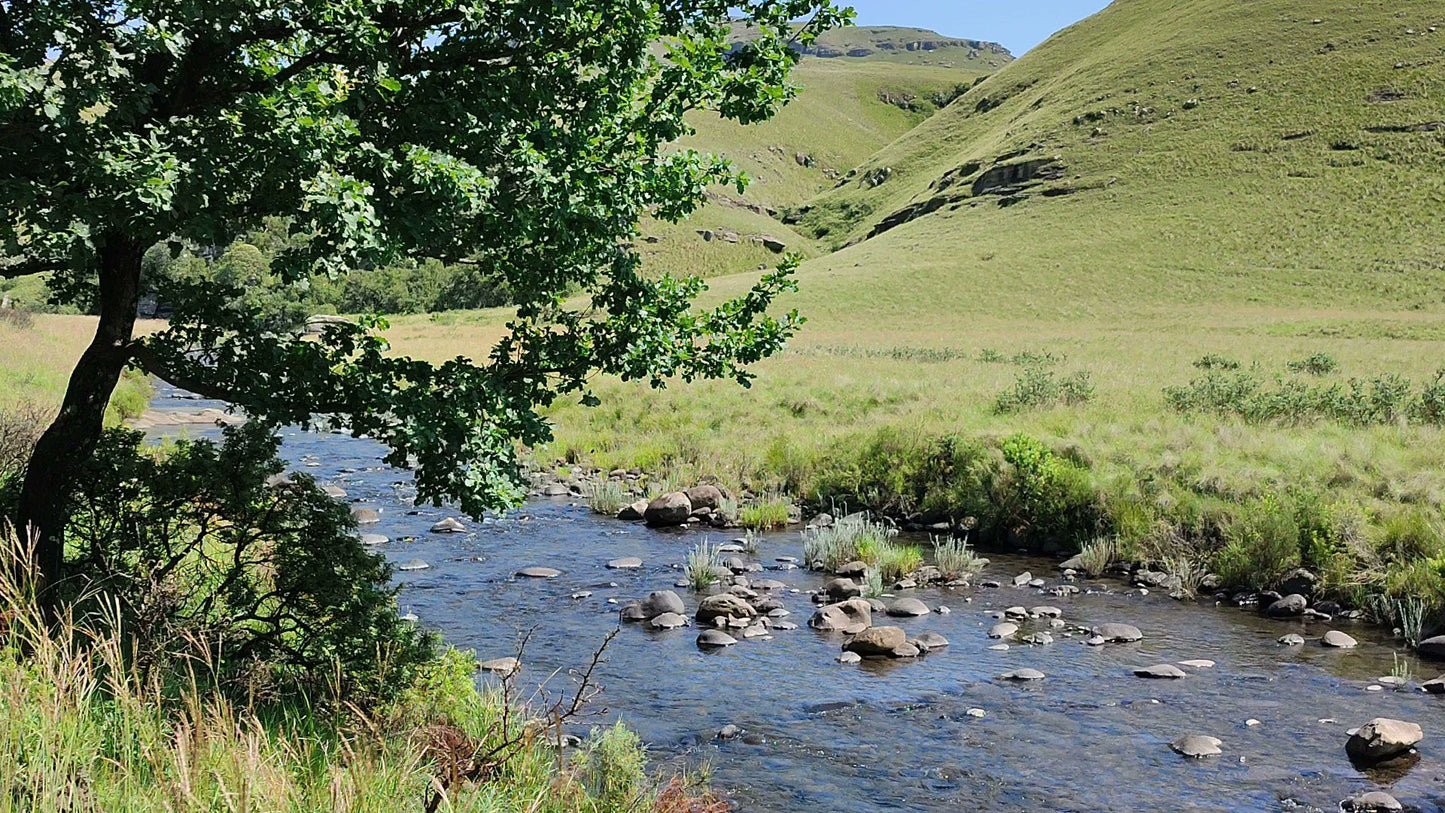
1167,369 -> 1443,427
61,423 -> 434,703
1213,495 -> 1301,589
1193,353 -> 1241,370
932,537 -> 986,581
575,722 -> 650,808
0,303 -> 34,330
994,365 -> 1095,413
684,539 -> 722,591
987,434 -> 1101,547
587,480 -> 629,515
1287,353 -> 1339,376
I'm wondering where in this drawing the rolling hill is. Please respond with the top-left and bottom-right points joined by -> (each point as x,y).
636,27 -> 1010,278
786,0 -> 1445,317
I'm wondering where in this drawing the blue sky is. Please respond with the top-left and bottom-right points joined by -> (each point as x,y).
844,1 -> 1112,55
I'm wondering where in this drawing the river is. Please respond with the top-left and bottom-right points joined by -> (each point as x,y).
145,388 -> 1445,812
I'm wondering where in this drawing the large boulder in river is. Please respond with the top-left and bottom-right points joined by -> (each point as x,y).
1089,623 -> 1143,643
1346,718 -> 1423,765
685,485 -> 724,512
617,500 -> 649,521
640,590 -> 685,619
1416,635 -> 1445,661
1171,735 -> 1223,758
844,626 -> 908,658
1265,593 -> 1308,618
886,597 -> 930,617
824,578 -> 862,601
696,593 -> 756,625
644,492 -> 692,526
809,599 -> 872,634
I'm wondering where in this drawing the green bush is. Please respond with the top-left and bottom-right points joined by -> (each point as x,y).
575,722 -> 650,809
1213,494 -> 1302,589
62,423 -> 434,703
1167,369 -> 1443,426
988,434 -> 1101,548
994,365 -> 1095,413
738,494 -> 792,530
1287,353 -> 1339,376
1193,353 -> 1241,370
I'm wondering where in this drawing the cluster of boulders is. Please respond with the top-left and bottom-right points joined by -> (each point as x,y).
625,484 -> 736,529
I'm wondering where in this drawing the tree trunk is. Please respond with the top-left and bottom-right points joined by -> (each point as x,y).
15,234 -> 144,598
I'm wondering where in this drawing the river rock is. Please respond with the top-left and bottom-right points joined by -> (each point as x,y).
479,657 -> 519,675
1003,606 -> 1029,620
989,622 -> 1018,640
1031,606 -> 1063,618
1178,659 -> 1216,669
647,612 -> 689,630
837,560 -> 868,578
887,597 -> 930,617
1343,792 -> 1404,812
1265,594 -> 1308,618
397,559 -> 430,571
1019,632 -> 1053,646
1278,633 -> 1305,646
618,500 -> 648,521
912,632 -> 949,652
618,602 -> 648,622
1012,572 -> 1033,587
1171,735 -> 1222,758
685,485 -> 724,511
351,506 -> 381,524
893,642 -> 921,658
1089,623 -> 1143,643
1421,675 -> 1445,694
359,533 -> 388,546
640,590 -> 685,618
838,651 -> 862,664
1322,630 -> 1358,648
753,579 -> 787,591
809,599 -> 872,634
1000,668 -> 1046,681
845,626 -> 908,658
825,578 -> 862,601
1416,635 -> 1445,661
606,557 -> 643,570
1135,664 -> 1187,679
516,566 -> 561,579
644,492 -> 692,527
323,485 -> 348,499
696,630 -> 737,649
696,593 -> 756,624
430,517 -> 466,533
1346,718 -> 1423,765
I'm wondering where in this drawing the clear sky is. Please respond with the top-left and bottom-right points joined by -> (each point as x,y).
843,1 -> 1112,55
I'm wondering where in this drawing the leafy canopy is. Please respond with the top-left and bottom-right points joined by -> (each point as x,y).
0,0 -> 851,515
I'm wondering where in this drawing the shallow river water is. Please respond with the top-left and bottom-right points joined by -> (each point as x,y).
148,390 -> 1445,812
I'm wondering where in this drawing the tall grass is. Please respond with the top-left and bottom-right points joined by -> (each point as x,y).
685,539 -> 723,592
588,480 -> 630,516
802,519 -> 921,581
0,530 -> 709,812
1075,538 -> 1118,578
932,537 -> 986,581
738,494 -> 792,531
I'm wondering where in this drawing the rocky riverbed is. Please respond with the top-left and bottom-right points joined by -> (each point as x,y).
145,388 -> 1445,812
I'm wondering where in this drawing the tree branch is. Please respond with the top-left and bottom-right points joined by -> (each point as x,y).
128,343 -> 243,404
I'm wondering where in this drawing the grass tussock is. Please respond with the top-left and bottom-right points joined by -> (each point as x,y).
738,494 -> 792,531
588,480 -> 630,516
684,539 -> 723,592
932,537 -> 987,581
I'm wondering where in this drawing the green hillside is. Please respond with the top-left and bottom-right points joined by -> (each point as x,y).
792,0 -> 1444,315
637,29 -> 1009,276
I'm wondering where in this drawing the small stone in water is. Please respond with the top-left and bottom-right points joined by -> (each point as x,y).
966,708 -> 986,718
516,566 -> 562,579
571,591 -> 592,600
398,559 -> 430,571
1170,735 -> 1223,758
1000,668 -> 1045,681
1178,659 -> 1216,669
1366,685 -> 1384,692
717,724 -> 741,740
838,652 -> 862,664
1246,719 -> 1262,727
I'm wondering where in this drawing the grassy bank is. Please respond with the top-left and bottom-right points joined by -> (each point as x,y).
380,296 -> 1445,628
0,314 -> 152,421
0,530 -> 716,813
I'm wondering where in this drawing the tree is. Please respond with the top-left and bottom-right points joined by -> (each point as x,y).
0,0 -> 852,595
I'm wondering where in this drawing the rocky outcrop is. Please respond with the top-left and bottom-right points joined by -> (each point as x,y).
644,492 -> 692,527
